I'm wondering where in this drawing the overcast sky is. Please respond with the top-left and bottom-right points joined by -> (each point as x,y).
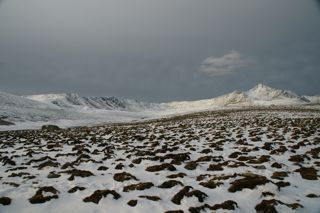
0,0 -> 319,101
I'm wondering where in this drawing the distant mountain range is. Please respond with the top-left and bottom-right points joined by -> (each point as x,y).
167,84 -> 316,111
0,84 -> 319,128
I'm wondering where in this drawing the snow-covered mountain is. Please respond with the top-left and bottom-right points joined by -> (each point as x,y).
0,84 -> 319,129
0,91 -> 81,123
0,91 -> 157,129
26,93 -> 162,111
167,84 -> 313,111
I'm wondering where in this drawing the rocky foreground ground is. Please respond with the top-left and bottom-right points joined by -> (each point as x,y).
0,108 -> 319,213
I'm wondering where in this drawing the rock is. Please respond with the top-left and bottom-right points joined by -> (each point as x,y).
255,199 -> 303,212
171,186 -> 207,205
211,200 -> 238,210
115,163 -> 124,170
47,172 -> 61,179
113,172 -> 138,182
271,171 -> 288,180
255,199 -> 278,213
295,167 -> 318,180
61,169 -> 94,181
1,157 -> 16,166
207,163 -> 224,171
0,197 -> 11,205
189,200 -> 238,213
184,161 -> 198,170
139,195 -> 161,201
68,186 -> 86,193
306,194 -> 319,198
186,190 -> 208,202
189,204 -> 212,213
171,186 -> 192,205
83,189 -> 121,204
163,153 -> 190,164
262,191 -> 275,197
97,166 -> 108,171
38,160 -> 60,169
229,152 -> 241,158
271,162 -> 282,168
123,182 -> 154,192
158,180 -> 183,188
199,180 -> 223,189
289,155 -> 305,163
274,181 -> 290,190
228,175 -> 269,192
146,163 -> 176,172
167,173 -> 187,179
127,200 -> 137,207
132,158 -> 142,164
247,155 -> 270,164
29,186 -> 59,204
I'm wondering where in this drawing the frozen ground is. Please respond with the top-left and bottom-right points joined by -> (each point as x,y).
0,109 -> 319,213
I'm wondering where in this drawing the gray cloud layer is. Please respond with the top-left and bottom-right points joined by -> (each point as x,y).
0,0 -> 319,101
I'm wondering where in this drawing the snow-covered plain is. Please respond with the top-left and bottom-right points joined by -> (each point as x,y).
0,84 -> 319,131
0,109 -> 319,213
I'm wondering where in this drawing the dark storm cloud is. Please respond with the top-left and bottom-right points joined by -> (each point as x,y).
0,0 -> 319,101
315,0 -> 320,9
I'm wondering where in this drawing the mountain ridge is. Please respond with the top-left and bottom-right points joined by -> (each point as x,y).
1,84 -> 319,128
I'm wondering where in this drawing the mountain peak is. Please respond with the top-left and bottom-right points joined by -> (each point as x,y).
250,83 -> 275,92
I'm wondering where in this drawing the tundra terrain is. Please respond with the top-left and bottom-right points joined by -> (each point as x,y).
0,108 -> 319,213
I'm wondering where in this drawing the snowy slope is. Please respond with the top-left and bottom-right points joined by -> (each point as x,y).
0,110 -> 319,213
0,91 -> 70,123
245,84 -> 309,105
166,84 -> 311,112
0,91 -> 57,110
0,92 -> 155,126
304,95 -> 320,104
26,93 -> 163,111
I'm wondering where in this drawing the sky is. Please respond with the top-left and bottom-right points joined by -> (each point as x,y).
0,0 -> 320,102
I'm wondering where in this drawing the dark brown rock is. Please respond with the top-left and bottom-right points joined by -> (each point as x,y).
0,197 -> 11,206
139,195 -> 161,201
97,166 -> 108,171
113,172 -> 138,182
127,199 -> 137,207
184,161 -> 198,170
271,171 -> 288,180
228,174 -> 269,192
68,186 -> 86,193
158,180 -> 183,188
171,186 -> 192,205
123,182 -> 154,192
167,173 -> 187,179
146,163 -> 176,172
295,167 -> 318,180
199,180 -> 223,189
29,186 -> 59,204
83,189 -> 121,204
